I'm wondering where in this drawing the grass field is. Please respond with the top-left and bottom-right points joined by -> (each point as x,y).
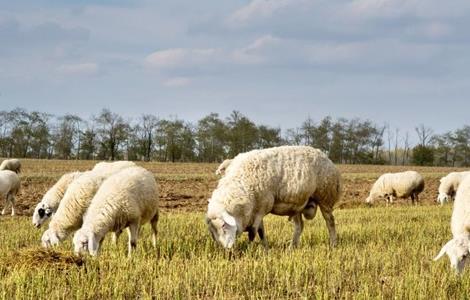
0,160 -> 469,298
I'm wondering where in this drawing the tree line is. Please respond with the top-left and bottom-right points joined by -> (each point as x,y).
0,108 -> 468,166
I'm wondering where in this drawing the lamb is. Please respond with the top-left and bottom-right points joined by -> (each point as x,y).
434,175 -> 470,274
0,159 -> 21,173
32,171 -> 82,228
73,166 -> 159,257
206,145 -> 342,249
437,171 -> 470,205
41,161 -> 135,247
365,171 -> 424,205
0,170 -> 21,216
215,159 -> 233,176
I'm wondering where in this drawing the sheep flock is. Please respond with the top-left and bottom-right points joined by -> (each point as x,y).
1,147 -> 470,274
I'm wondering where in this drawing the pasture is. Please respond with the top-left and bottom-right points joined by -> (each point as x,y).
0,160 -> 469,298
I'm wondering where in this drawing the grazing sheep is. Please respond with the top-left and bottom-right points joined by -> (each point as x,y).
73,166 -> 159,257
0,170 -> 21,216
434,175 -> 470,274
215,159 -> 233,176
41,161 -> 136,247
32,172 -> 82,228
92,161 -> 136,173
437,171 -> 470,205
0,159 -> 21,173
206,146 -> 342,249
366,171 -> 424,205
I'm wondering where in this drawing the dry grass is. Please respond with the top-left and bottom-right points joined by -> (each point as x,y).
1,207 -> 469,299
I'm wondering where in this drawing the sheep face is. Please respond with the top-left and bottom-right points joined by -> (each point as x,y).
41,229 -> 60,248
434,236 -> 470,274
73,229 -> 99,256
366,193 -> 381,204
437,193 -> 449,205
32,204 -> 53,228
206,211 -> 238,249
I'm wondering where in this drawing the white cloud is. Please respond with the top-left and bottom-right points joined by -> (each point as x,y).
163,77 -> 191,87
56,63 -> 98,75
227,0 -> 306,26
145,48 -> 220,69
232,35 -> 280,64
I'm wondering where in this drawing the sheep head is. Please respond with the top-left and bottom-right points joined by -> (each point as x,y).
73,229 -> 99,256
41,229 -> 60,248
434,235 -> 470,274
32,203 -> 53,228
437,193 -> 449,205
206,201 -> 239,249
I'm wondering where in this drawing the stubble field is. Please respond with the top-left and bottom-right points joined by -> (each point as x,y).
0,159 -> 469,299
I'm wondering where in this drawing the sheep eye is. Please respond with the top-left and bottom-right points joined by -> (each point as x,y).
38,208 -> 45,218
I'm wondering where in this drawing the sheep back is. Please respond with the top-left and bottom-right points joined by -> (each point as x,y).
81,166 -> 159,236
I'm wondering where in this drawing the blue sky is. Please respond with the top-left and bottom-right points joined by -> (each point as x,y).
1,0 -> 470,136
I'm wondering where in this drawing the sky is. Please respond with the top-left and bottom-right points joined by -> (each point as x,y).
1,0 -> 470,137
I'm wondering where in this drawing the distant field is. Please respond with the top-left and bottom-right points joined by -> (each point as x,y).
0,160 -> 469,298
11,159 -> 469,214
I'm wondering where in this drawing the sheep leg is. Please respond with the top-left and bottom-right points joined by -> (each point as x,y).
150,212 -> 159,248
9,193 -> 15,216
247,226 -> 256,242
258,220 -> 268,249
1,194 -> 9,215
127,222 -> 140,257
112,230 -> 122,245
291,214 -> 304,248
320,206 -> 337,247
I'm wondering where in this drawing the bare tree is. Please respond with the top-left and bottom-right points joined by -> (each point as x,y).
415,124 -> 433,147
402,131 -> 410,165
394,128 -> 400,165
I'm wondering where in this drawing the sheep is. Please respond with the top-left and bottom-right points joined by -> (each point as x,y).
434,175 -> 470,274
365,171 -> 424,205
32,171 -> 82,228
206,145 -> 342,249
437,171 -> 470,205
215,159 -> 233,176
41,161 -> 136,247
0,159 -> 21,173
0,170 -> 21,216
73,166 -> 159,257
92,161 -> 136,173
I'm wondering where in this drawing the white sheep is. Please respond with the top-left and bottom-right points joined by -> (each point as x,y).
0,170 -> 21,216
206,146 -> 342,249
0,159 -> 21,173
92,161 -> 136,173
215,159 -> 233,176
366,171 -> 424,205
73,166 -> 159,257
41,161 -> 135,247
437,171 -> 470,205
434,175 -> 470,274
32,171 -> 82,228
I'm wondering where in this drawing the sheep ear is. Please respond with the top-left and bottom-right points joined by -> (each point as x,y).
88,234 -> 99,256
222,211 -> 236,227
434,240 -> 452,261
